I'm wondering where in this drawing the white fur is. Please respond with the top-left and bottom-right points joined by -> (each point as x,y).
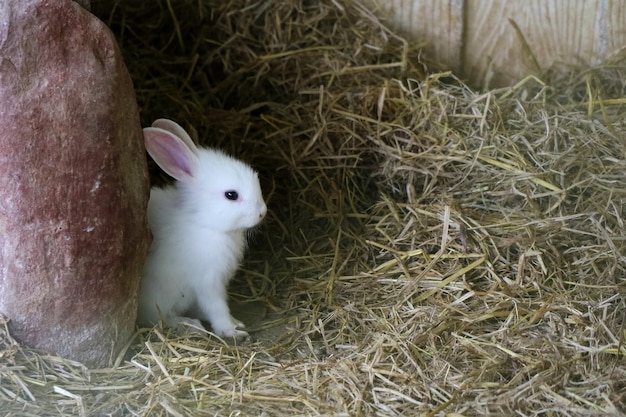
137,119 -> 266,337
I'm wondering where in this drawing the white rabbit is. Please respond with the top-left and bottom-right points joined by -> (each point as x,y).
137,119 -> 267,338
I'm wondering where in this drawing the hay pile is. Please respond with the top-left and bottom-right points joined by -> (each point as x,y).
2,0 -> 625,415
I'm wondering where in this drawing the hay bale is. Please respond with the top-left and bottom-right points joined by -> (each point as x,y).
1,0 -> 624,415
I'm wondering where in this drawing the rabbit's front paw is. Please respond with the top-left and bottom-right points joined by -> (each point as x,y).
212,316 -> 249,338
173,317 -> 208,335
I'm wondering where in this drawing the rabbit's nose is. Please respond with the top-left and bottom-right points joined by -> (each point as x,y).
259,203 -> 267,219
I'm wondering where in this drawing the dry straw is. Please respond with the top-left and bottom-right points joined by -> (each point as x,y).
2,0 -> 625,415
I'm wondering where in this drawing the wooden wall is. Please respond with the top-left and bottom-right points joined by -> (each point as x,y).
369,0 -> 626,87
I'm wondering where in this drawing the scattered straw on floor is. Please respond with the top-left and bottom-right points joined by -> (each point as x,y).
2,0 -> 625,415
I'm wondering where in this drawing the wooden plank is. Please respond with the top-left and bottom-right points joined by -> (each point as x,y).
464,0 -> 601,86
597,0 -> 626,61
371,0 -> 464,73
371,0 -> 626,87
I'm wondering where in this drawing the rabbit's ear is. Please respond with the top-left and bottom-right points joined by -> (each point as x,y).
151,119 -> 198,155
144,127 -> 199,181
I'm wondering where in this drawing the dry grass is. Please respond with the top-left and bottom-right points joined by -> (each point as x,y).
1,0 -> 626,415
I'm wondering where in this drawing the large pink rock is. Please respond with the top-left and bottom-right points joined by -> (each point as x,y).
0,0 -> 150,366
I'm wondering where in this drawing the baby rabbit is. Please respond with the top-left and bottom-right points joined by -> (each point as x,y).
137,119 -> 266,338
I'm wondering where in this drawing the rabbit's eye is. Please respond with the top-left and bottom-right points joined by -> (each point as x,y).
225,191 -> 239,201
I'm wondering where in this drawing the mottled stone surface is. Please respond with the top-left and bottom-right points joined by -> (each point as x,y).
0,0 -> 150,367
